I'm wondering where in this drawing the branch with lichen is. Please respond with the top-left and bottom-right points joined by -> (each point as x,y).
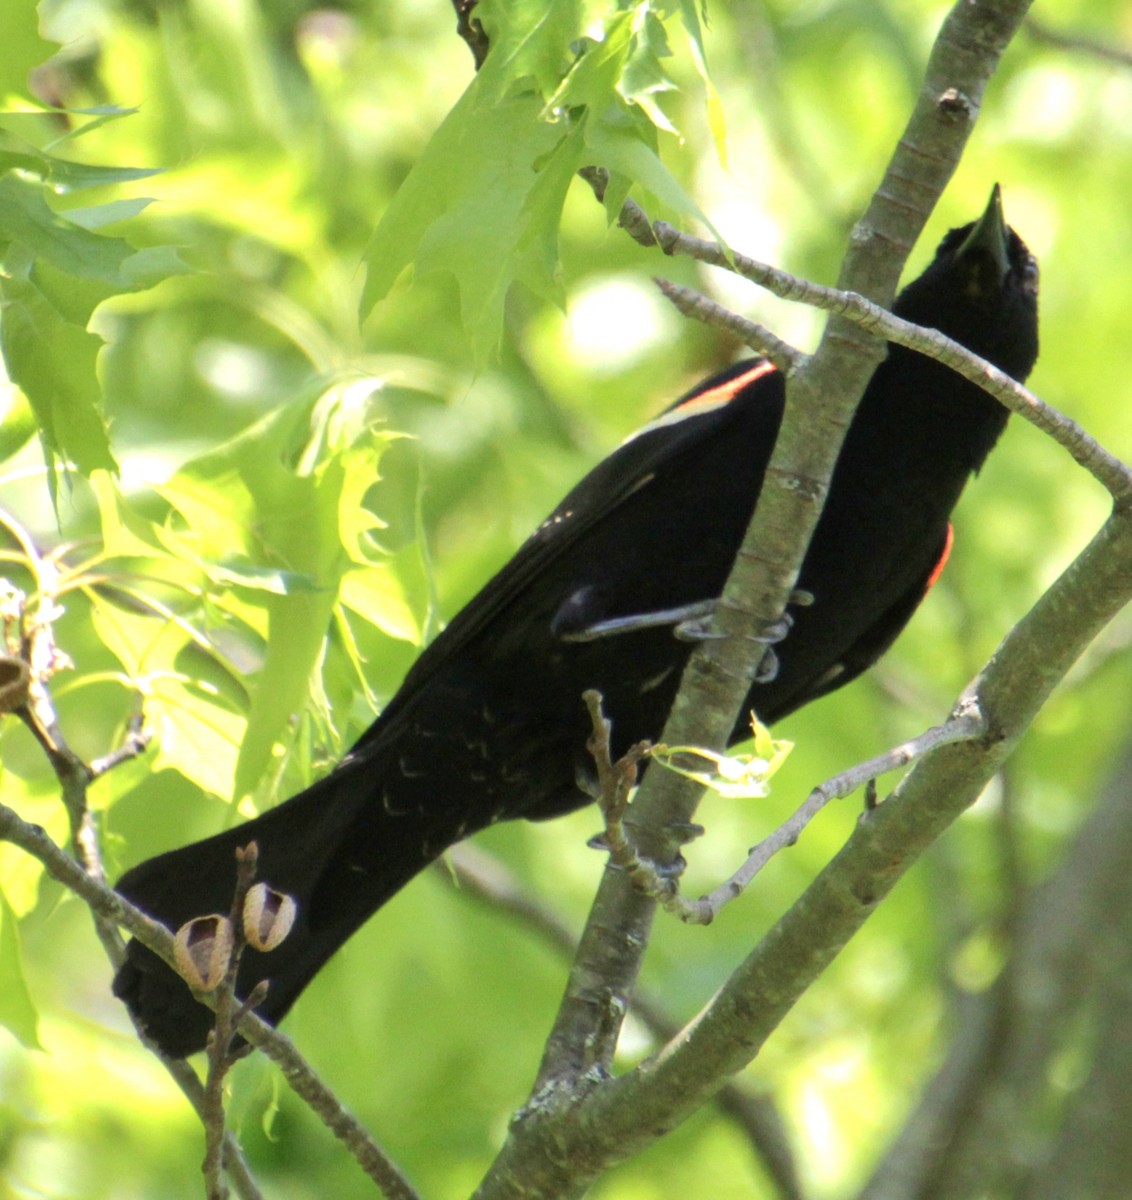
0,538 -> 418,1200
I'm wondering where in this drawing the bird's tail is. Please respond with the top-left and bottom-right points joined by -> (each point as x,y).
113,759 -> 447,1057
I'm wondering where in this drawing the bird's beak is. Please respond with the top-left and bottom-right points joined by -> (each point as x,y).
956,184 -> 1010,281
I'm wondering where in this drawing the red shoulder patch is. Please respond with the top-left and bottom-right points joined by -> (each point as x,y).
623,360 -> 779,447
925,523 -> 955,592
673,359 -> 778,417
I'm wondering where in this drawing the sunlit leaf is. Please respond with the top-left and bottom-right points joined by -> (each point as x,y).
156,383 -> 402,797
0,383 -> 36,464
360,2 -> 720,360
0,794 -> 61,918
91,602 -> 245,797
619,9 -> 679,135
0,3 -> 55,104
363,81 -> 573,363
91,472 -> 164,559
650,731 -> 792,798
340,567 -> 421,645
677,0 -> 727,164
585,114 -> 719,238
0,888 -> 42,1050
473,0 -> 594,101
0,173 -> 175,291
0,266 -> 115,474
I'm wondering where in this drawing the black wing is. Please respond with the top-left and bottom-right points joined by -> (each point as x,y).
353,359 -> 783,752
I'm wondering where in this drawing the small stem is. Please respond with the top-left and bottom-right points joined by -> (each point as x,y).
654,278 -> 807,375
89,713 -> 151,779
0,797 -> 421,1200
443,844 -> 805,1200
202,844 -> 261,1200
681,707 -> 988,924
584,172 -> 1132,502
646,222 -> 1132,502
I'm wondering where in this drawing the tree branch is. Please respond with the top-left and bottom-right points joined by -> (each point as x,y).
652,277 -> 808,375
528,0 -> 1038,1108
654,273 -> 1131,500
442,845 -> 805,1200
451,0 -> 489,69
476,483 -> 1132,1200
0,798 -> 421,1200
859,728 -> 1132,1198
679,706 -> 987,926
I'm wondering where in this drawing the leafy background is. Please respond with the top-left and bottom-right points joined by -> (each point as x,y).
1,0 -> 1131,1197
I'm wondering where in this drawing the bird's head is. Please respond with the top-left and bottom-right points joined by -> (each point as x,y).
894,185 -> 1040,384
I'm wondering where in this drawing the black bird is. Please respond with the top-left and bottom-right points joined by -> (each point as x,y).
114,188 -> 1039,1056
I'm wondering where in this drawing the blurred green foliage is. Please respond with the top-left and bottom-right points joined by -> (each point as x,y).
1,1 -> 1131,1197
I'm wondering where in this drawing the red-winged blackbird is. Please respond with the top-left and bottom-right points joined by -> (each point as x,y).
113,188 -> 1039,1057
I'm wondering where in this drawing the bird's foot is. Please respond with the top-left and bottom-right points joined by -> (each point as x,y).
559,597 -> 719,643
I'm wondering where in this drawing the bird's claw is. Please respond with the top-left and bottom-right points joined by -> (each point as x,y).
674,615 -> 727,642
753,613 -> 793,646
754,645 -> 780,683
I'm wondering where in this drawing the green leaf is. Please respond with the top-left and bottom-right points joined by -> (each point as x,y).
64,197 -> 155,229
0,110 -> 161,192
156,383 -> 402,798
40,157 -> 163,193
545,7 -> 638,117
361,3 -> 723,361
148,683 -> 246,800
204,562 -> 322,595
91,472 -> 164,558
619,9 -> 679,135
0,383 -> 37,464
678,0 -> 727,164
0,267 -> 116,475
44,104 -> 145,149
363,78 -> 575,363
585,112 -> 719,237
0,5 -> 55,104
88,598 -> 247,800
0,889 -> 42,1051
650,727 -> 793,799
0,173 -> 150,289
0,167 -> 184,477
473,0 -> 594,101
340,567 -> 421,644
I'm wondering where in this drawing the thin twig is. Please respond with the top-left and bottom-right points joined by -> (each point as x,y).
589,690 -> 987,929
202,844 -> 261,1200
582,164 -> 1132,501
89,713 -> 152,778
582,690 -> 679,905
583,695 -> 987,929
646,228 -> 1132,501
0,797 -> 422,1200
170,1058 -> 266,1200
1,594 -> 264,1198
653,278 -> 808,375
442,845 -> 805,1200
7,739 -> 262,1190
680,707 -> 988,925
451,0 -> 490,69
